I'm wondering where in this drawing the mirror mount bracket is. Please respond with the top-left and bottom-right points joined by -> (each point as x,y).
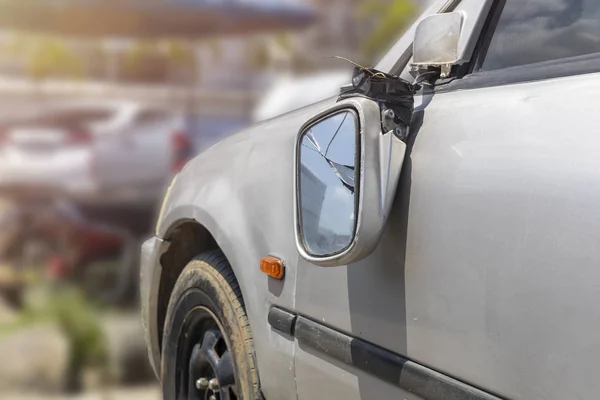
440,64 -> 452,79
339,66 -> 417,142
410,62 -> 451,79
381,106 -> 407,141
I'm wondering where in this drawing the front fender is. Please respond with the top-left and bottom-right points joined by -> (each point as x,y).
153,99 -> 336,398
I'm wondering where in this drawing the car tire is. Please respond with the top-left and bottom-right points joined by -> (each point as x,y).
161,250 -> 259,400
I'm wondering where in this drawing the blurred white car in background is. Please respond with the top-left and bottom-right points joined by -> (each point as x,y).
252,71 -> 350,122
0,100 -> 189,206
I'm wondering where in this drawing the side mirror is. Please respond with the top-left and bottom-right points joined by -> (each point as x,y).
412,12 -> 464,76
295,97 -> 406,267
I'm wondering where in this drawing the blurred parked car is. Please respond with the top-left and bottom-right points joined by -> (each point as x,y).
185,114 -> 247,154
0,100 -> 190,209
0,100 -> 190,305
252,71 -> 350,123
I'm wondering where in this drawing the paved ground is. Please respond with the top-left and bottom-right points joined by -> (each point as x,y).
0,324 -> 68,393
0,306 -> 157,396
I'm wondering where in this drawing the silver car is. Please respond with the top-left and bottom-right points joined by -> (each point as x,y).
141,1 -> 600,399
0,100 -> 187,206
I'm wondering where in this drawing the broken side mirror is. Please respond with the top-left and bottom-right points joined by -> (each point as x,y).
294,97 -> 407,267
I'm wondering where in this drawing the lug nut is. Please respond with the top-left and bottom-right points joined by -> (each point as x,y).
196,377 -> 209,390
208,378 -> 219,390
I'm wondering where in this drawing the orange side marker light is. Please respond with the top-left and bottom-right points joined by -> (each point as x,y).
260,256 -> 284,280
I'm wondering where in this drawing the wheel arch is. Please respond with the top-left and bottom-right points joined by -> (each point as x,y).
157,219 -> 216,350
154,178 -> 265,356
156,216 -> 253,357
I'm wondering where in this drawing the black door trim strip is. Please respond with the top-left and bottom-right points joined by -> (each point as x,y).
267,306 -> 296,336
269,306 -> 502,400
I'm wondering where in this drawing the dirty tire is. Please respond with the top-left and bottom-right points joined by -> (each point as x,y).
161,250 -> 259,400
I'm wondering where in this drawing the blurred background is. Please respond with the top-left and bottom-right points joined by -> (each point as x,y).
0,0 -> 427,398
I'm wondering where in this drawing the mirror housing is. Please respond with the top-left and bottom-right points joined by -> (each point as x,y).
294,97 -> 406,267
411,12 -> 464,77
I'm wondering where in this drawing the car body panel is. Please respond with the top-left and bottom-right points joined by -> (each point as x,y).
294,344 -> 422,400
402,73 -> 600,399
140,235 -> 168,378
293,72 -> 600,400
156,98 -> 335,398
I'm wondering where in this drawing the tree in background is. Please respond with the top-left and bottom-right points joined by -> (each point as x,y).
2,33 -> 82,81
123,41 -> 168,83
28,37 -> 83,81
123,39 -> 213,85
247,33 -> 315,75
1,32 -> 201,84
358,0 -> 417,65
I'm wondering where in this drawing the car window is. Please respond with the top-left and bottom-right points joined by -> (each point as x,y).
479,0 -> 600,71
134,109 -> 170,125
12,108 -> 114,128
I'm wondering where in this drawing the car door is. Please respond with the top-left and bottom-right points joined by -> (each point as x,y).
128,108 -> 175,187
291,1 -> 600,399
92,104 -> 140,189
97,106 -> 174,203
